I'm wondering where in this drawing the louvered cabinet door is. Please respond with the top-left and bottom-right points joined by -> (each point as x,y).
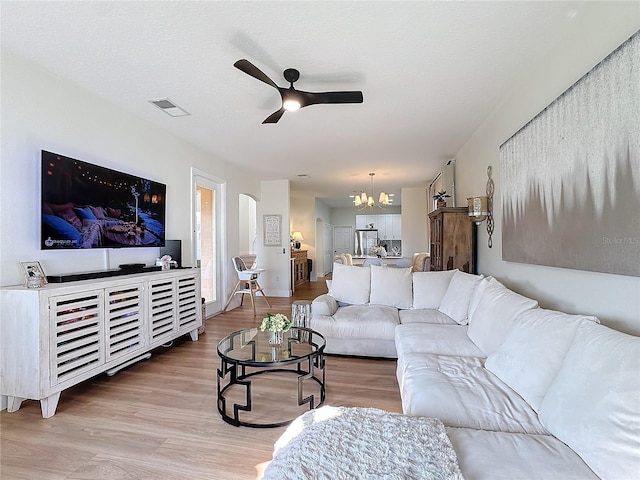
176,274 -> 200,334
105,284 -> 145,362
49,291 -> 105,388
148,278 -> 177,346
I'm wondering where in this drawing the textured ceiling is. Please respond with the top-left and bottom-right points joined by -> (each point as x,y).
1,1 -> 585,207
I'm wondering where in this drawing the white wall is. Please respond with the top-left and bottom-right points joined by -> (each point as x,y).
256,179 -> 290,297
290,191 -> 316,280
401,187 -> 429,257
238,194 -> 257,254
0,50 -> 262,410
0,50 -> 260,286
455,3 -> 640,334
314,199 -> 332,279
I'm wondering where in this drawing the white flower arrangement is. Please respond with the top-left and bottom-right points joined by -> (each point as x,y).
369,245 -> 387,257
259,313 -> 293,333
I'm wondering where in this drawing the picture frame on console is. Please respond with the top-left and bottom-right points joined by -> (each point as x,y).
21,261 -> 47,287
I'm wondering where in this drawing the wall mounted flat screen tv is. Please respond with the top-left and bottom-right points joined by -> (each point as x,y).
41,150 -> 166,249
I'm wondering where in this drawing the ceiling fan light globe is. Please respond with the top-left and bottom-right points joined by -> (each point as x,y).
283,99 -> 301,111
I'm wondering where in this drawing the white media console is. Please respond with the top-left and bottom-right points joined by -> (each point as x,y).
0,268 -> 202,418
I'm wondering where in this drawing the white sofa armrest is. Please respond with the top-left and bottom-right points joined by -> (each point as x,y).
312,294 -> 339,316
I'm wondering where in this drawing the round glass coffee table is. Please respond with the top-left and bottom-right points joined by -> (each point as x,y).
217,327 -> 326,428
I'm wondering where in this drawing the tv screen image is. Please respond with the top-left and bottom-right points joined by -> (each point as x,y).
41,150 -> 166,249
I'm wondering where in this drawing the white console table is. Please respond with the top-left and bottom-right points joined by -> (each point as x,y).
0,268 -> 202,418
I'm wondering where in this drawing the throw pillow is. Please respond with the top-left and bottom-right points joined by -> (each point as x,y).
538,321 -> 640,480
328,262 -> 371,305
412,270 -> 456,309
47,202 -> 75,214
438,270 -> 484,324
467,276 -> 491,319
56,207 -> 82,230
42,214 -> 82,243
42,202 -> 54,215
485,308 -> 599,412
73,206 -> 97,221
370,265 -> 413,309
466,277 -> 538,356
90,205 -> 107,219
107,207 -> 121,218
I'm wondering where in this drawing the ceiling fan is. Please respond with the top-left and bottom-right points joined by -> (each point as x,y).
234,59 -> 364,124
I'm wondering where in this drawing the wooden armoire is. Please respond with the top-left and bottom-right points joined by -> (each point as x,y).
429,207 -> 476,273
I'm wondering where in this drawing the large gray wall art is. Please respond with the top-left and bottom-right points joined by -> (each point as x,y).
500,31 -> 639,277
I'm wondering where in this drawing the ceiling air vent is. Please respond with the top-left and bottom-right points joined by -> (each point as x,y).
149,98 -> 190,117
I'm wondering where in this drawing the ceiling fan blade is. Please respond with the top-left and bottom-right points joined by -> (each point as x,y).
234,59 -> 278,89
299,90 -> 364,107
262,108 -> 285,124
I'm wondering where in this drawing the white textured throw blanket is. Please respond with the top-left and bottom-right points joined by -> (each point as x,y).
262,406 -> 464,480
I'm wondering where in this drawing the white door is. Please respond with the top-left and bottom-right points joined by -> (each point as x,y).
334,226 -> 353,256
323,223 -> 333,275
192,169 -> 225,316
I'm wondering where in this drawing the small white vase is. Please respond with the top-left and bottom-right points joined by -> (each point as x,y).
269,330 -> 283,345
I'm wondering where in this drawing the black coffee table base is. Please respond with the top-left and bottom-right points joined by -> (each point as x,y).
217,350 -> 326,428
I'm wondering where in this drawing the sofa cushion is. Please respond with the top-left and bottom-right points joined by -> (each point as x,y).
485,308 -> 599,412
400,353 -> 548,435
369,265 -> 413,309
328,263 -> 371,305
446,427 -> 599,480
395,324 -> 484,359
395,324 -> 485,390
311,305 -> 399,341
398,309 -> 457,325
467,278 -> 538,356
320,336 -> 398,358
438,270 -> 483,325
538,322 -> 640,480
412,270 -> 455,309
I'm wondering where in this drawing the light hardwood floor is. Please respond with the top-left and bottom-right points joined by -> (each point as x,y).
0,278 -> 402,480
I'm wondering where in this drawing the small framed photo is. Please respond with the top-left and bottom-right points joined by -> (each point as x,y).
21,261 -> 47,287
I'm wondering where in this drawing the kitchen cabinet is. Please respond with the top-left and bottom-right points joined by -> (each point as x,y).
391,215 -> 402,240
356,214 -> 401,240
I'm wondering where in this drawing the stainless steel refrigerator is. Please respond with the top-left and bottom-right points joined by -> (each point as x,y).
355,229 -> 379,256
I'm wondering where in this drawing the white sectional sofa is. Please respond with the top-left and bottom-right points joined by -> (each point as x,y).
309,263 -> 640,479
311,263 -> 460,357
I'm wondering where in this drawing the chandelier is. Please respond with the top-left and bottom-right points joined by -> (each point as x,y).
352,173 -> 391,210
